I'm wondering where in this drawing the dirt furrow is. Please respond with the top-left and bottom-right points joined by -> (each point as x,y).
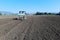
23,16 -> 60,40
0,18 -> 13,25
0,20 -> 20,37
0,16 -> 60,40
23,16 -> 41,40
0,19 -> 18,29
0,17 -> 33,40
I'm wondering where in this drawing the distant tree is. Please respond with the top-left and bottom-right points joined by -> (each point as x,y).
35,12 -> 43,15
56,12 -> 60,15
35,12 -> 56,15
0,12 -> 2,15
44,12 -> 47,15
59,12 -> 60,15
35,12 -> 40,15
48,13 -> 52,15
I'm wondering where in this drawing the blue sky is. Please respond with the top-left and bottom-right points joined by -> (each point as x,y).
0,0 -> 60,13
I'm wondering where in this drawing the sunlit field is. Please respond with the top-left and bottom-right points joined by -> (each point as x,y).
0,15 -> 60,40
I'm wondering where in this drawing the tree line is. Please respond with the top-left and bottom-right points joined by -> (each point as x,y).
35,12 -> 60,15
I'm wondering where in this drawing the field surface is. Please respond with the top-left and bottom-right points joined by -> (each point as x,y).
0,15 -> 60,40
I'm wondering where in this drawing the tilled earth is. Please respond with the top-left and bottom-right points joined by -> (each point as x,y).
0,15 -> 60,40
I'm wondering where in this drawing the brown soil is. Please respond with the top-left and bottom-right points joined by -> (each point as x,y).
0,15 -> 60,40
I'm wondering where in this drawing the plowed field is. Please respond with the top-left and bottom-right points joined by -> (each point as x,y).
0,15 -> 60,40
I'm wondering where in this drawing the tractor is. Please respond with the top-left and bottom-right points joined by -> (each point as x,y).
17,11 -> 27,20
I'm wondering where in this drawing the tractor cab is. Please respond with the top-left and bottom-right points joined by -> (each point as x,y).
17,11 -> 26,20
